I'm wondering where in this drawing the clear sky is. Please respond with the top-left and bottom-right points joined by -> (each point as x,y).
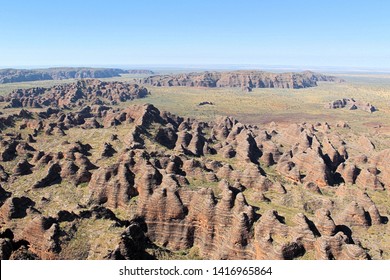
1,0 -> 389,69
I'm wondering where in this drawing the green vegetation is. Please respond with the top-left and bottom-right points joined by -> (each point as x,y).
146,245 -> 203,260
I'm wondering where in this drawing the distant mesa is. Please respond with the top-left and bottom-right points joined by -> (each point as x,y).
0,68 -> 154,84
3,79 -> 149,109
138,70 -> 344,90
326,98 -> 377,113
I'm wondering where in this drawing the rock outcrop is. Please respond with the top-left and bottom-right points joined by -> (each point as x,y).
139,71 -> 343,90
326,98 -> 377,112
4,79 -> 149,108
88,163 -> 137,208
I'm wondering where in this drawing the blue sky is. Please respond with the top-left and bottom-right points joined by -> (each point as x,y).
1,0 -> 389,69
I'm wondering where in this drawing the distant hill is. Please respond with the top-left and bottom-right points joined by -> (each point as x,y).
0,67 -> 154,84
138,70 -> 344,90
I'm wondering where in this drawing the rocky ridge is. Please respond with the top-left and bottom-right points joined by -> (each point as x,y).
138,71 -> 343,90
3,79 -> 149,109
0,68 -> 154,84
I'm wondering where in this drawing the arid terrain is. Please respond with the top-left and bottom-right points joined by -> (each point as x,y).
0,70 -> 389,260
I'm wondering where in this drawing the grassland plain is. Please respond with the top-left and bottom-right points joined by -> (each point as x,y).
122,73 -> 390,132
2,73 -> 390,151
2,73 -> 390,143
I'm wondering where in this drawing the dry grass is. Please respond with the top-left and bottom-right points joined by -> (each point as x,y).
59,218 -> 123,260
124,75 -> 390,137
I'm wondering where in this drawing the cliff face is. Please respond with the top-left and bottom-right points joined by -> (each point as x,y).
139,71 -> 343,89
0,68 -> 153,84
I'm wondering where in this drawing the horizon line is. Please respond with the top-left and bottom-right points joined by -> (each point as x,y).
1,64 -> 390,73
